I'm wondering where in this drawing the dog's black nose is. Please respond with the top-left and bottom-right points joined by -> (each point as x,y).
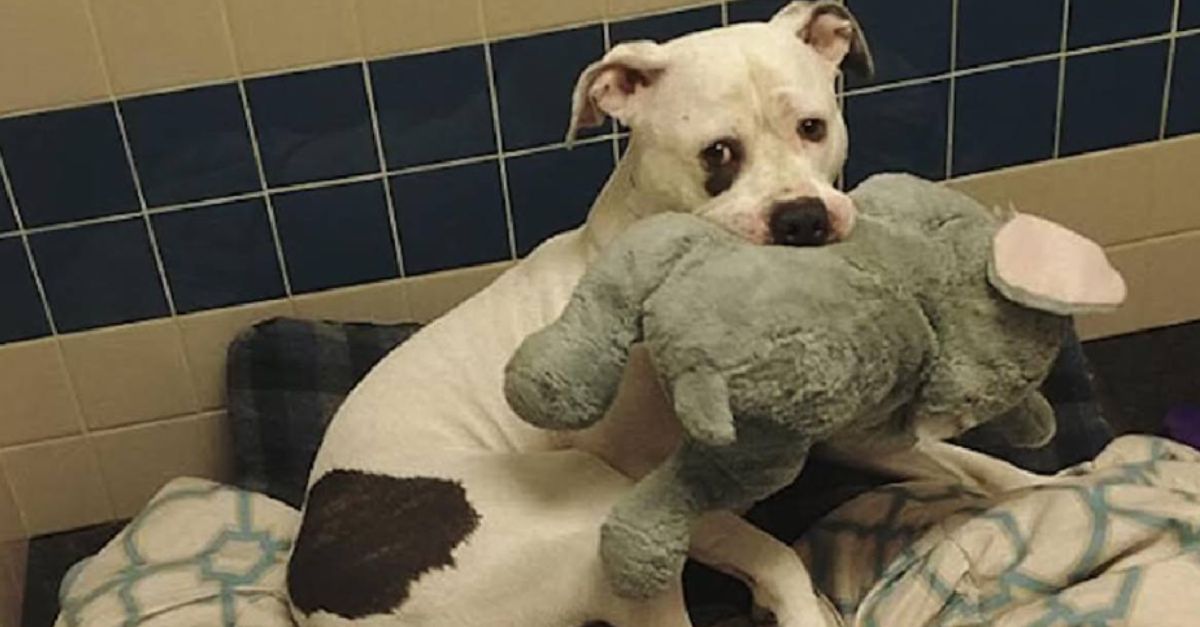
768,197 -> 831,246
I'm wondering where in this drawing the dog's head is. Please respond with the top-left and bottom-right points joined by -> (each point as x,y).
568,1 -> 872,246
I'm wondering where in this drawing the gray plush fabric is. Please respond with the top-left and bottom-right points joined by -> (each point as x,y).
504,173 -> 1078,597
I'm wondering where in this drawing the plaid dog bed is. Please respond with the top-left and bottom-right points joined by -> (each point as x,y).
226,318 -> 420,507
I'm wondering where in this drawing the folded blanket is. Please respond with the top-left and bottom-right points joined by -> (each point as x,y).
55,478 -> 298,627
798,435 -> 1200,626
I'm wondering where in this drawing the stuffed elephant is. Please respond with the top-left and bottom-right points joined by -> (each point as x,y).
503,173 -> 1126,598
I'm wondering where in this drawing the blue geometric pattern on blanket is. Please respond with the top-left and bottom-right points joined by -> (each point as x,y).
805,439 -> 1200,626
58,484 -> 293,626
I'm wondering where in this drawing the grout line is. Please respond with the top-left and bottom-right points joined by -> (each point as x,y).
1053,0 -> 1072,158
2,22 -> 1197,125
233,80 -> 293,297
110,101 -> 179,317
0,138 -> 619,243
944,0 -> 959,179
1160,0 -> 1183,140
359,61 -> 408,277
1107,225 -> 1200,252
146,190 -> 265,215
0,151 -> 57,336
77,0 -> 180,321
843,26 -> 1200,99
45,0 -> 112,504
214,0 -> 294,298
482,25 -> 519,260
391,153 -> 498,176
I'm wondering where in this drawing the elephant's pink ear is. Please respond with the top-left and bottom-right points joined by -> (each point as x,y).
987,213 -> 1126,315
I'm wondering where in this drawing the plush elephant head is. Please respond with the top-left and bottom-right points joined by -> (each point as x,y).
503,173 -> 1125,598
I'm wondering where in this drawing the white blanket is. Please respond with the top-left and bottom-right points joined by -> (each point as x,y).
797,436 -> 1200,626
55,478 -> 298,627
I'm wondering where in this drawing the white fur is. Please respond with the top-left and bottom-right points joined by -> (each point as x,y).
298,4 -> 873,625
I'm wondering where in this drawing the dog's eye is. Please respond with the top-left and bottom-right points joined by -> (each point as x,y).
700,140 -> 739,170
797,118 -> 827,142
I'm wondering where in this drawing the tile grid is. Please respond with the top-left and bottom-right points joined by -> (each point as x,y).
0,0 -> 1197,343
843,25 -> 1199,99
359,61 -> 409,276
1160,0 -> 1184,140
225,50 -> 296,297
79,0 -> 181,322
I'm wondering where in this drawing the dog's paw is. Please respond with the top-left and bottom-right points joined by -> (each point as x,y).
599,512 -> 688,598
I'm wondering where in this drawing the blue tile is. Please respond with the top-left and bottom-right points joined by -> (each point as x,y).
273,180 -> 398,292
610,6 -> 723,45
506,142 -> 613,256
953,61 -> 1059,176
957,0 -> 1063,68
153,199 -> 284,313
1167,35 -> 1200,138
390,160 -> 509,275
1183,0 -> 1200,30
844,80 -> 949,188
0,184 -> 13,233
245,64 -> 378,187
30,219 -> 168,332
121,84 -> 259,207
846,0 -> 952,86
0,238 -> 49,343
1060,42 -> 1168,156
0,104 -> 138,228
371,47 -> 496,169
1068,0 -> 1173,48
492,26 -> 605,150
728,0 -> 789,23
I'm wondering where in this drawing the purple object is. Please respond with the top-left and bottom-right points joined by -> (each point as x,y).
1164,405 -> 1200,450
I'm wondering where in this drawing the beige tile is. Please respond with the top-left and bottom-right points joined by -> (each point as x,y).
0,464 -> 24,544
357,0 -> 483,56
2,438 -> 113,535
293,280 -> 412,324
224,0 -> 362,75
0,0 -> 109,115
0,339 -> 83,446
0,540 -> 23,627
606,0 -> 709,20
484,0 -> 604,38
178,299 -> 294,411
89,0 -> 236,95
1076,231 -> 1200,340
405,261 -> 514,323
60,319 -> 199,430
0,539 -> 28,611
92,411 -> 234,518
948,135 -> 1200,248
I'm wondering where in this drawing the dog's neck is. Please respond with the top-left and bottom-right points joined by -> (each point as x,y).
581,150 -> 657,263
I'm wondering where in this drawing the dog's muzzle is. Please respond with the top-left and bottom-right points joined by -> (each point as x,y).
768,197 -> 832,246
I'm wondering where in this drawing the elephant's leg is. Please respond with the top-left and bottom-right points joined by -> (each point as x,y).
601,429 -> 811,599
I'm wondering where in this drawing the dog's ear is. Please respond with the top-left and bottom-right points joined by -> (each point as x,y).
770,1 -> 874,78
987,214 -> 1127,316
567,41 -> 669,144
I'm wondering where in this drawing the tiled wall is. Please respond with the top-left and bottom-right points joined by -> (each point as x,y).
0,0 -> 1197,547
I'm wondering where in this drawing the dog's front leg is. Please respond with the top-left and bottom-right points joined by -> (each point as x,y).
690,512 -> 839,627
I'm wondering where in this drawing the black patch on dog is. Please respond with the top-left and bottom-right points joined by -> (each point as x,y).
288,471 -> 481,619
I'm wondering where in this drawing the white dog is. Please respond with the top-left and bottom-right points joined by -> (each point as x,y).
288,3 -> 878,625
